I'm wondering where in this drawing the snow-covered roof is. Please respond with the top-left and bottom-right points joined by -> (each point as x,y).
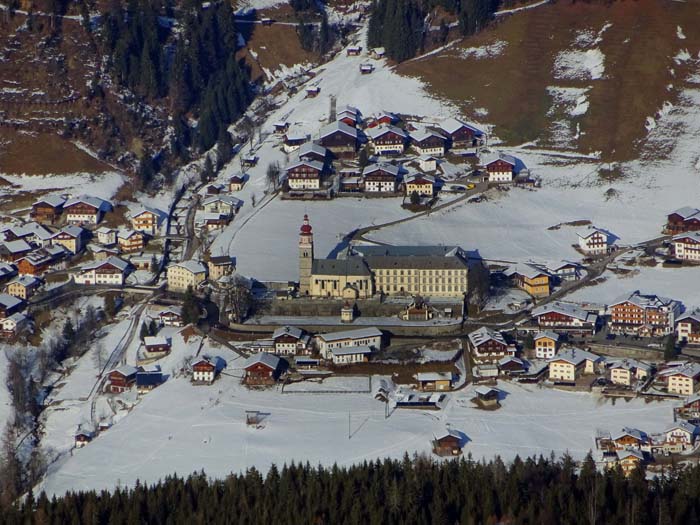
117,229 -> 141,240
617,449 -> 644,461
438,117 -> 483,136
0,263 -> 17,279
0,293 -> 23,310
33,195 -> 66,208
670,206 -> 700,220
298,142 -> 328,158
468,326 -> 506,348
608,359 -> 652,375
677,310 -> 700,324
498,355 -> 524,368
576,227 -> 609,241
611,427 -> 647,442
330,345 -> 373,356
7,275 -> 40,288
144,336 -> 170,347
315,327 -> 382,343
673,231 -> 700,242
404,173 -> 436,185
202,195 -> 243,208
416,372 -> 453,382
81,256 -> 130,273
474,385 -> 499,396
362,163 -> 400,177
665,421 -> 697,435
171,260 -> 207,275
285,128 -> 309,141
410,129 -> 446,143
320,121 -> 357,139
159,306 -> 182,316
4,312 -> 27,324
365,124 -> 408,140
111,365 -> 138,377
272,325 -> 305,340
433,429 -> 462,442
244,352 -> 281,370
480,151 -> 517,167
532,301 -> 596,322
285,159 -> 325,173
549,347 -> 600,366
534,331 -> 560,342
60,225 -> 85,238
1,240 -> 31,254
609,290 -> 678,310
504,263 -> 549,280
663,363 -> 700,379
64,195 -> 111,212
130,206 -> 166,221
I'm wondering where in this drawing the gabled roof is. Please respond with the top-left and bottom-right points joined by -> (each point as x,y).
285,159 -> 325,173
365,124 -> 408,140
677,310 -> 700,324
0,263 -> 17,279
1,240 -> 32,254
244,352 -> 281,370
404,173 -> 436,185
481,151 -> 517,167
576,227 -> 609,241
611,427 -> 647,442
110,365 -> 138,378
438,117 -> 483,136
504,263 -> 549,280
202,195 -> 243,208
320,121 -> 358,139
59,225 -> 85,238
670,206 -> 700,220
2,312 -> 28,324
64,195 -> 111,212
617,449 -> 644,461
33,195 -> 66,208
362,163 -> 400,177
130,206 -> 166,222
171,260 -> 207,275
312,257 -> 371,277
7,275 -> 41,288
298,142 -> 328,158
117,229 -> 142,240
665,421 -> 697,435
410,129 -> 446,143
434,429 -> 462,442
468,326 -> 507,348
81,256 -> 130,273
532,301 -> 596,322
498,355 -> 524,368
549,347 -> 600,366
673,231 -> 700,243
534,331 -> 560,342
315,327 -> 382,343
272,325 -> 305,341
609,290 -> 679,310
475,385 -> 499,396
608,358 -> 652,373
158,306 -> 182,317
664,362 -> 700,379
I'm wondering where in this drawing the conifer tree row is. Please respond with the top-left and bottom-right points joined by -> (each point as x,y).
2,454 -> 700,524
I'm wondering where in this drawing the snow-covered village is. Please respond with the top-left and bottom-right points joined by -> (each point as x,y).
1,0 -> 700,521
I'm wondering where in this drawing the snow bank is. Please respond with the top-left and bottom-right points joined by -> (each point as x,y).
554,48 -> 605,80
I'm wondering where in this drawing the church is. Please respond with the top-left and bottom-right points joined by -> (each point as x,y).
298,215 -> 475,299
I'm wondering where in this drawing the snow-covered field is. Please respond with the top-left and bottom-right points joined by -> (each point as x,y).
0,171 -> 124,201
38,375 -> 675,496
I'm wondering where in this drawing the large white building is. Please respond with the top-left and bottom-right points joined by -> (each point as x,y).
74,256 -> 130,286
672,232 -> 700,261
167,260 -> 207,292
314,327 -> 383,359
577,227 -> 611,255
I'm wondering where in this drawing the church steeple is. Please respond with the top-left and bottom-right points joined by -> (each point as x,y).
299,214 -> 314,295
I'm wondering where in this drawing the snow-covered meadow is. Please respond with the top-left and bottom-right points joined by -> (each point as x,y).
38,375 -> 675,496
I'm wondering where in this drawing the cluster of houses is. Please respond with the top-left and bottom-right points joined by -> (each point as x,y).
276,106 -> 529,201
460,294 -> 700,396
165,255 -> 238,292
0,194 -> 170,295
194,180 -> 244,234
668,207 -> 700,262
596,420 -> 700,475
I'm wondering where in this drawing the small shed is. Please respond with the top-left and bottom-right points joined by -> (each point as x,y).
416,372 -> 454,391
432,429 -> 463,457
474,385 -> 500,408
